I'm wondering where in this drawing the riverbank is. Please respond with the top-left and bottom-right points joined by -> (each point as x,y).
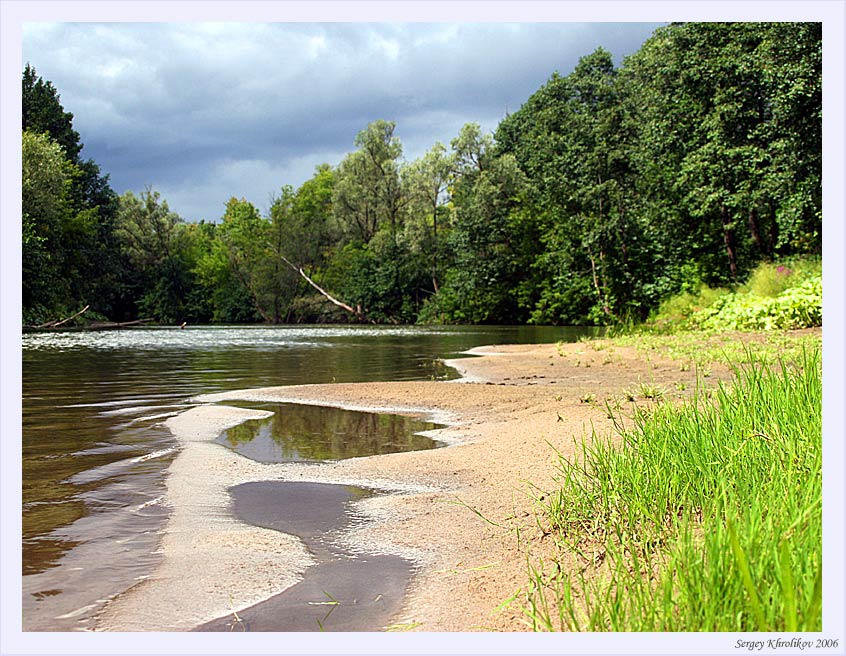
95,329 -> 818,631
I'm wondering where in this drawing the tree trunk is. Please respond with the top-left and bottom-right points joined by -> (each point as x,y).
36,304 -> 89,328
588,249 -> 613,318
279,255 -> 367,321
748,207 -> 769,257
431,203 -> 440,294
767,204 -> 779,254
721,205 -> 738,282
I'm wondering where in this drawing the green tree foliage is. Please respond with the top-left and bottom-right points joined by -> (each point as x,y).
22,64 -> 123,324
115,188 -> 194,323
174,221 -> 218,323
422,123 -> 531,323
286,164 -> 337,269
327,120 -> 430,322
267,167 -> 344,322
496,50 -> 653,323
190,220 -> 259,324
22,64 -> 81,162
755,22 -> 821,253
22,130 -> 74,316
333,120 -> 406,244
493,24 -> 820,325
403,142 -> 454,294
21,23 -> 820,328
621,22 -> 821,290
213,197 -> 279,323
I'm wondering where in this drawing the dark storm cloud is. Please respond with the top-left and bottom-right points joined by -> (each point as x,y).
22,22 -> 664,220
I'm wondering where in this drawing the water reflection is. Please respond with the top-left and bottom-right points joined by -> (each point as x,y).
217,403 -> 443,463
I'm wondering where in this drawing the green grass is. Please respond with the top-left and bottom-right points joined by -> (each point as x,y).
609,329 -> 821,369
523,346 -> 822,631
651,284 -> 729,325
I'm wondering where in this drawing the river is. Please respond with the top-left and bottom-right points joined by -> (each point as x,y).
21,324 -> 598,631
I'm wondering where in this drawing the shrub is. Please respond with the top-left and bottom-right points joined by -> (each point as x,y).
651,284 -> 727,323
739,257 -> 822,299
646,258 -> 822,332
692,275 -> 821,331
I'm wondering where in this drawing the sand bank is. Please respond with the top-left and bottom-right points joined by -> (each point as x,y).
96,339 -> 732,632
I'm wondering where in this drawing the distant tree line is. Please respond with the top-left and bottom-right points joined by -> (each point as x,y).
21,22 -> 821,327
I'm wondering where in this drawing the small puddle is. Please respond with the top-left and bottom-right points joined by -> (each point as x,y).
195,481 -> 413,632
216,402 -> 444,463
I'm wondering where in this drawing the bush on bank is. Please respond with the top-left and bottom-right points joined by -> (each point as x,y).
647,258 -> 821,332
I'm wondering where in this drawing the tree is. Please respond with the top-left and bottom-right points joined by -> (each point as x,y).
213,197 -> 279,322
495,50 -> 651,323
491,22 -> 821,326
622,22 -> 821,292
267,166 -> 352,322
22,130 -> 74,317
191,220 -> 259,323
404,142 -> 454,293
288,164 -> 337,269
22,63 -> 81,163
333,120 -> 407,245
66,157 -> 124,319
424,123 -> 529,323
116,188 -> 191,322
328,120 -> 427,322
22,64 -> 124,322
755,22 -> 821,253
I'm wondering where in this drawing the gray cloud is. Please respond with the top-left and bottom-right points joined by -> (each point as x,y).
22,22 -> 664,221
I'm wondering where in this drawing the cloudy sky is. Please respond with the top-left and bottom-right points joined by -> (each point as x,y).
21,21 -> 665,221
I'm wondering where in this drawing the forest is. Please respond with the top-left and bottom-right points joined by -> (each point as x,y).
22,22 -> 821,328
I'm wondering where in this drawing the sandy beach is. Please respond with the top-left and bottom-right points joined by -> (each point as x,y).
95,338 -> 736,632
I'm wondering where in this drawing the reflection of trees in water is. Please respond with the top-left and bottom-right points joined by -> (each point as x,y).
184,342 -> 455,391
223,404 -> 439,461
24,531 -> 83,576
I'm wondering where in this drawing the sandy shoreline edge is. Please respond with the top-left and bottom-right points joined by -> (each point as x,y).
95,339 -> 735,632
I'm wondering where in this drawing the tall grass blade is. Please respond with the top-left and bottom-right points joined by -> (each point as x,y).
727,517 -> 766,629
779,540 -> 797,632
803,567 -> 822,631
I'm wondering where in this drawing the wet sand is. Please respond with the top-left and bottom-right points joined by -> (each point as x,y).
94,403 -> 444,632
196,481 -> 414,632
94,406 -> 316,631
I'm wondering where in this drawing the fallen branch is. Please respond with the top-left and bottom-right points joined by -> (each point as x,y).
36,304 -> 90,329
279,255 -> 366,319
87,318 -> 155,330
24,316 -> 156,332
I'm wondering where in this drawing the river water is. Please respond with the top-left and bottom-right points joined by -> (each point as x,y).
21,324 -> 597,631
